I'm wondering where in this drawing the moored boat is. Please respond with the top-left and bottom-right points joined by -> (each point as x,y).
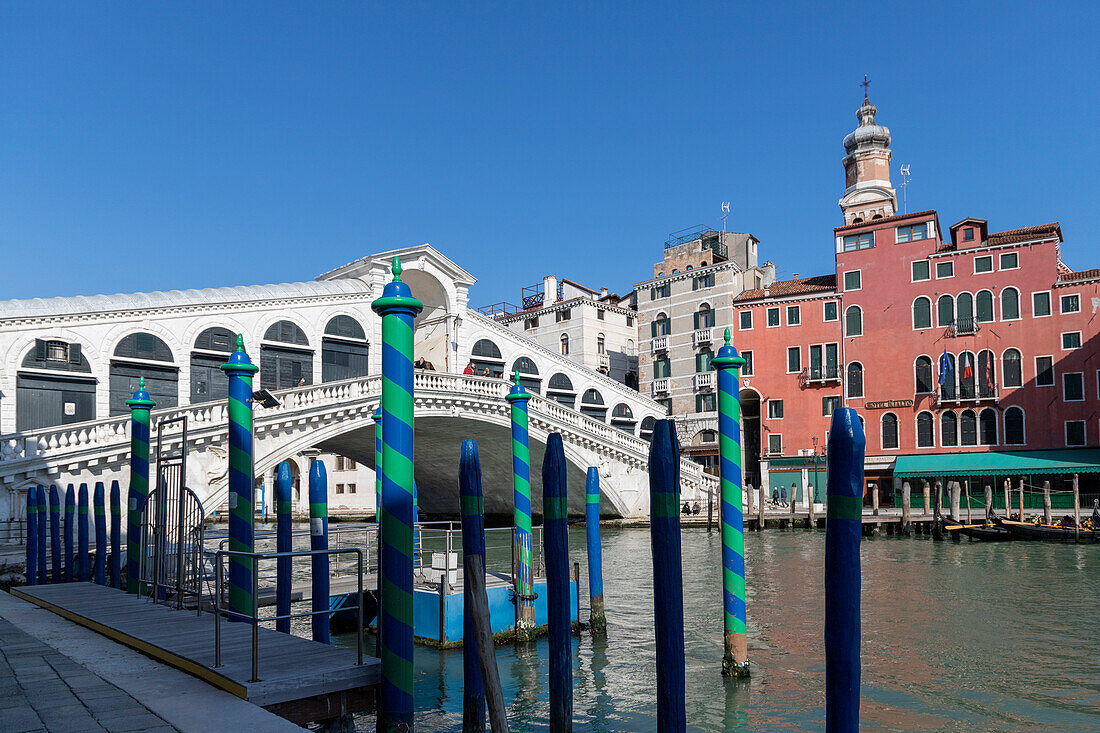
959,523 -> 1013,542
1000,520 -> 1098,544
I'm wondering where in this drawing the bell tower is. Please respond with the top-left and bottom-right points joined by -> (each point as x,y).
839,77 -> 897,225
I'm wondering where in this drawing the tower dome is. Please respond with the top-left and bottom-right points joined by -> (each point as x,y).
838,82 -> 897,225
843,97 -> 892,155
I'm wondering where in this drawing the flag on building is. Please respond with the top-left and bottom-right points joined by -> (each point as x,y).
962,352 -> 973,381
938,347 -> 951,386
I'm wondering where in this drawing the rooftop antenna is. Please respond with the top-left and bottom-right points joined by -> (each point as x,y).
899,165 -> 911,214
721,201 -> 730,232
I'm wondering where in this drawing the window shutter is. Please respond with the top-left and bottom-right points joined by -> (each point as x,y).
69,343 -> 82,365
35,339 -> 47,361
693,312 -> 699,329
651,320 -> 657,338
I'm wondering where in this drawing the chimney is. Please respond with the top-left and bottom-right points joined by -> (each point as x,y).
792,273 -> 799,280
600,287 -> 608,298
543,275 -> 558,303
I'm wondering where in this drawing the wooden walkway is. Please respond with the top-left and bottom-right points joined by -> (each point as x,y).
10,583 -> 379,723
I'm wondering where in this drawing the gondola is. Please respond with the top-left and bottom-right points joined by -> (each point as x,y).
942,508 -> 1015,541
999,519 -> 1098,544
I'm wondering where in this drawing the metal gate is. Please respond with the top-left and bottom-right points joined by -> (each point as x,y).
137,415 -> 206,611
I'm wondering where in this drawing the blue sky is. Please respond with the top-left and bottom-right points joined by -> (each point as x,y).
2,2 -> 1097,305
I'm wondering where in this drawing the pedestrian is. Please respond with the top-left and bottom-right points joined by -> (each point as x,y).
772,485 -> 780,506
296,376 -> 306,387
681,501 -> 691,516
692,501 -> 700,515
463,361 -> 475,375
780,484 -> 787,507
414,356 -> 428,369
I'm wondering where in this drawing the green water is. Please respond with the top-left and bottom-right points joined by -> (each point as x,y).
344,528 -> 1100,731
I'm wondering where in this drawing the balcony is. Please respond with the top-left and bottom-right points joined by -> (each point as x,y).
947,316 -> 980,337
694,372 -> 715,391
935,382 -> 999,405
692,328 -> 713,347
799,365 -> 841,388
597,353 -> 610,372
651,336 -> 669,354
652,378 -> 671,397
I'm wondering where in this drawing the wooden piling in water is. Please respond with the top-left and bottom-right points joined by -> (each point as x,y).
109,481 -> 121,589
1072,473 -> 1080,543
275,462 -> 292,634
585,467 -> 606,635
745,484 -> 753,530
964,480 -> 972,525
78,484 -> 89,582
790,486 -> 797,527
901,482 -> 911,535
984,485 -> 993,523
64,484 -> 75,582
808,492 -> 817,529
25,489 -> 38,586
1042,481 -> 1052,525
309,459 -> 330,644
459,440 -> 487,733
50,485 -> 62,584
949,482 -> 961,523
757,485 -> 765,530
1003,479 -> 1011,518
1018,478 -> 1026,522
932,482 -> 944,541
35,486 -> 47,585
542,433 -> 572,731
93,483 -> 106,586
922,481 -> 930,515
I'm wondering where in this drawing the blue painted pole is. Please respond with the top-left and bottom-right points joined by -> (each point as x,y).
542,433 -> 572,731
25,489 -> 38,586
459,439 -> 487,733
585,468 -> 606,635
125,378 -> 155,594
35,486 -> 47,585
825,407 -> 865,733
220,336 -> 258,619
649,419 -> 686,733
309,458 -> 330,644
276,462 -> 293,634
64,484 -> 75,582
93,483 -> 107,585
109,481 -> 121,588
78,483 -> 90,582
49,485 -> 61,584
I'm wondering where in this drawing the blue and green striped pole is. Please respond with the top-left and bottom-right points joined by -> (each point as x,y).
94,482 -> 106,585
64,484 -> 75,582
585,467 -> 606,635
649,419 -> 686,732
25,488 -> 38,586
825,407 -> 865,733
542,433 -> 572,730
506,371 -> 536,639
77,483 -> 90,582
220,335 -> 259,620
712,328 -> 750,678
49,485 -> 61,584
372,408 -> 383,522
371,407 -> 383,658
109,481 -> 121,588
35,486 -> 47,584
275,461 -> 293,634
371,256 -> 423,731
309,458 -> 330,644
126,377 -> 155,593
459,439 -> 487,732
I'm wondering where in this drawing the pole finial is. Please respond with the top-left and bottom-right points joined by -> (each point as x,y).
724,327 -> 731,347
392,257 -> 403,282
235,333 -> 245,351
513,369 -> 520,385
138,376 -> 145,390
861,74 -> 871,101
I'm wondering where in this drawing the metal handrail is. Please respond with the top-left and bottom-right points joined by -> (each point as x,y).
213,547 -> 363,683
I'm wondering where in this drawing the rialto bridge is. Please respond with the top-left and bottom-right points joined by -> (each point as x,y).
0,245 -> 716,541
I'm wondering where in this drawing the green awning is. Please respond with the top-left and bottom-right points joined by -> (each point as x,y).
893,449 -> 1100,478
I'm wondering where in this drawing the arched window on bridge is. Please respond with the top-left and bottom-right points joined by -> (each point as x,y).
610,403 -> 635,435
580,388 -> 607,422
17,340 -> 95,430
110,333 -> 178,415
322,315 -> 369,383
640,416 -> 657,442
191,327 -> 236,403
470,339 -> 504,378
261,320 -> 313,390
547,373 -> 576,409
512,357 -> 541,394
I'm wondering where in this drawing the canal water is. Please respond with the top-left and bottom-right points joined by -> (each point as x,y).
336,527 -> 1099,731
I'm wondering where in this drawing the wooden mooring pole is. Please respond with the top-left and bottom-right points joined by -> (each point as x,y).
50,485 -> 62,585
901,482 -> 911,535
459,439 -> 488,733
1018,478 -> 1026,522
757,485 -> 765,530
1042,481 -> 1052,525
35,486 -> 47,585
932,482 -> 944,541
542,434 -> 573,731
109,481 -> 121,589
1073,474 -> 1080,543
25,489 -> 37,586
585,467 -> 606,635
984,484 -> 993,523
1003,479 -> 1011,518
309,459 -> 330,644
922,481 -> 930,516
93,483 -> 106,586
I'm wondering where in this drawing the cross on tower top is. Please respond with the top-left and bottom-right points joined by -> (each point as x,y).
861,74 -> 871,101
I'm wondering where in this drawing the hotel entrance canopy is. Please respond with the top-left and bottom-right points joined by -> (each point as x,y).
893,449 -> 1100,478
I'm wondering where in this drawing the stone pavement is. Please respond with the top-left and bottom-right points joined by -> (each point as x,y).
0,618 -> 177,733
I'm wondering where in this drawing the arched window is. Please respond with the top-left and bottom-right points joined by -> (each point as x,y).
845,306 -> 862,337
956,292 -> 974,326
1004,406 -> 1025,445
700,429 -> 717,443
847,362 -> 864,398
881,413 -> 899,449
940,353 -> 957,399
960,409 -> 977,446
976,290 -> 994,323
1002,349 -> 1022,388
941,411 -> 958,446
640,416 -> 657,442
652,312 -> 670,337
17,340 -> 95,430
547,373 -> 575,408
191,327 -> 235,402
560,334 -> 569,356
915,356 -> 933,394
471,338 -> 502,360
937,294 -> 955,327
916,412 -> 935,448
913,297 -> 932,329
978,350 -> 995,397
110,333 -> 177,415
470,339 -> 504,378
322,316 -> 369,383
1001,287 -> 1020,320
695,303 -> 714,329
597,334 -> 606,355
261,321 -> 313,390
959,351 -> 976,398
611,403 -> 636,434
979,408 -> 997,445
580,389 -> 607,422
512,357 -> 541,394
264,320 -> 309,345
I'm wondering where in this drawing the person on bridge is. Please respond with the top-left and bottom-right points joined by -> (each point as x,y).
681,501 -> 691,516
691,501 -> 700,515
463,361 -> 475,375
414,356 -> 428,369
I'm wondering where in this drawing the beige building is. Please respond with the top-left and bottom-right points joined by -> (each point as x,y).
635,228 -> 775,467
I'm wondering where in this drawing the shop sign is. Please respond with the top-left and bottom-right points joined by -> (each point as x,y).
864,399 -> 914,409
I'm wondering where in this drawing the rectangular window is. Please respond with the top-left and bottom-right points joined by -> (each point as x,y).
696,393 -> 716,412
656,398 -> 672,414
741,351 -> 754,376
336,483 -> 344,495
1000,252 -> 1019,270
786,305 -> 801,325
936,261 -> 954,278
896,223 -> 928,243
963,228 -> 975,242
1036,356 -> 1054,387
346,459 -> 356,470
767,307 -> 780,327
787,347 -> 801,373
822,396 -> 841,416
335,456 -> 345,471
1066,420 -> 1086,447
824,301 -> 838,321
911,261 -> 931,281
842,232 -> 874,251
739,311 -> 753,330
556,309 -> 571,322
693,273 -> 714,290
626,316 -> 634,327
768,400 -> 784,419
810,344 -> 822,379
597,309 -> 604,320
1033,291 -> 1051,317
653,358 -> 671,379
1062,331 -> 1082,350
695,350 -> 714,373
767,434 -> 783,454
843,271 -> 861,291
1060,294 -> 1080,314
974,256 -> 993,274
524,317 -> 538,330
651,283 -> 670,299
1064,372 -> 1085,402
347,483 -> 356,494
